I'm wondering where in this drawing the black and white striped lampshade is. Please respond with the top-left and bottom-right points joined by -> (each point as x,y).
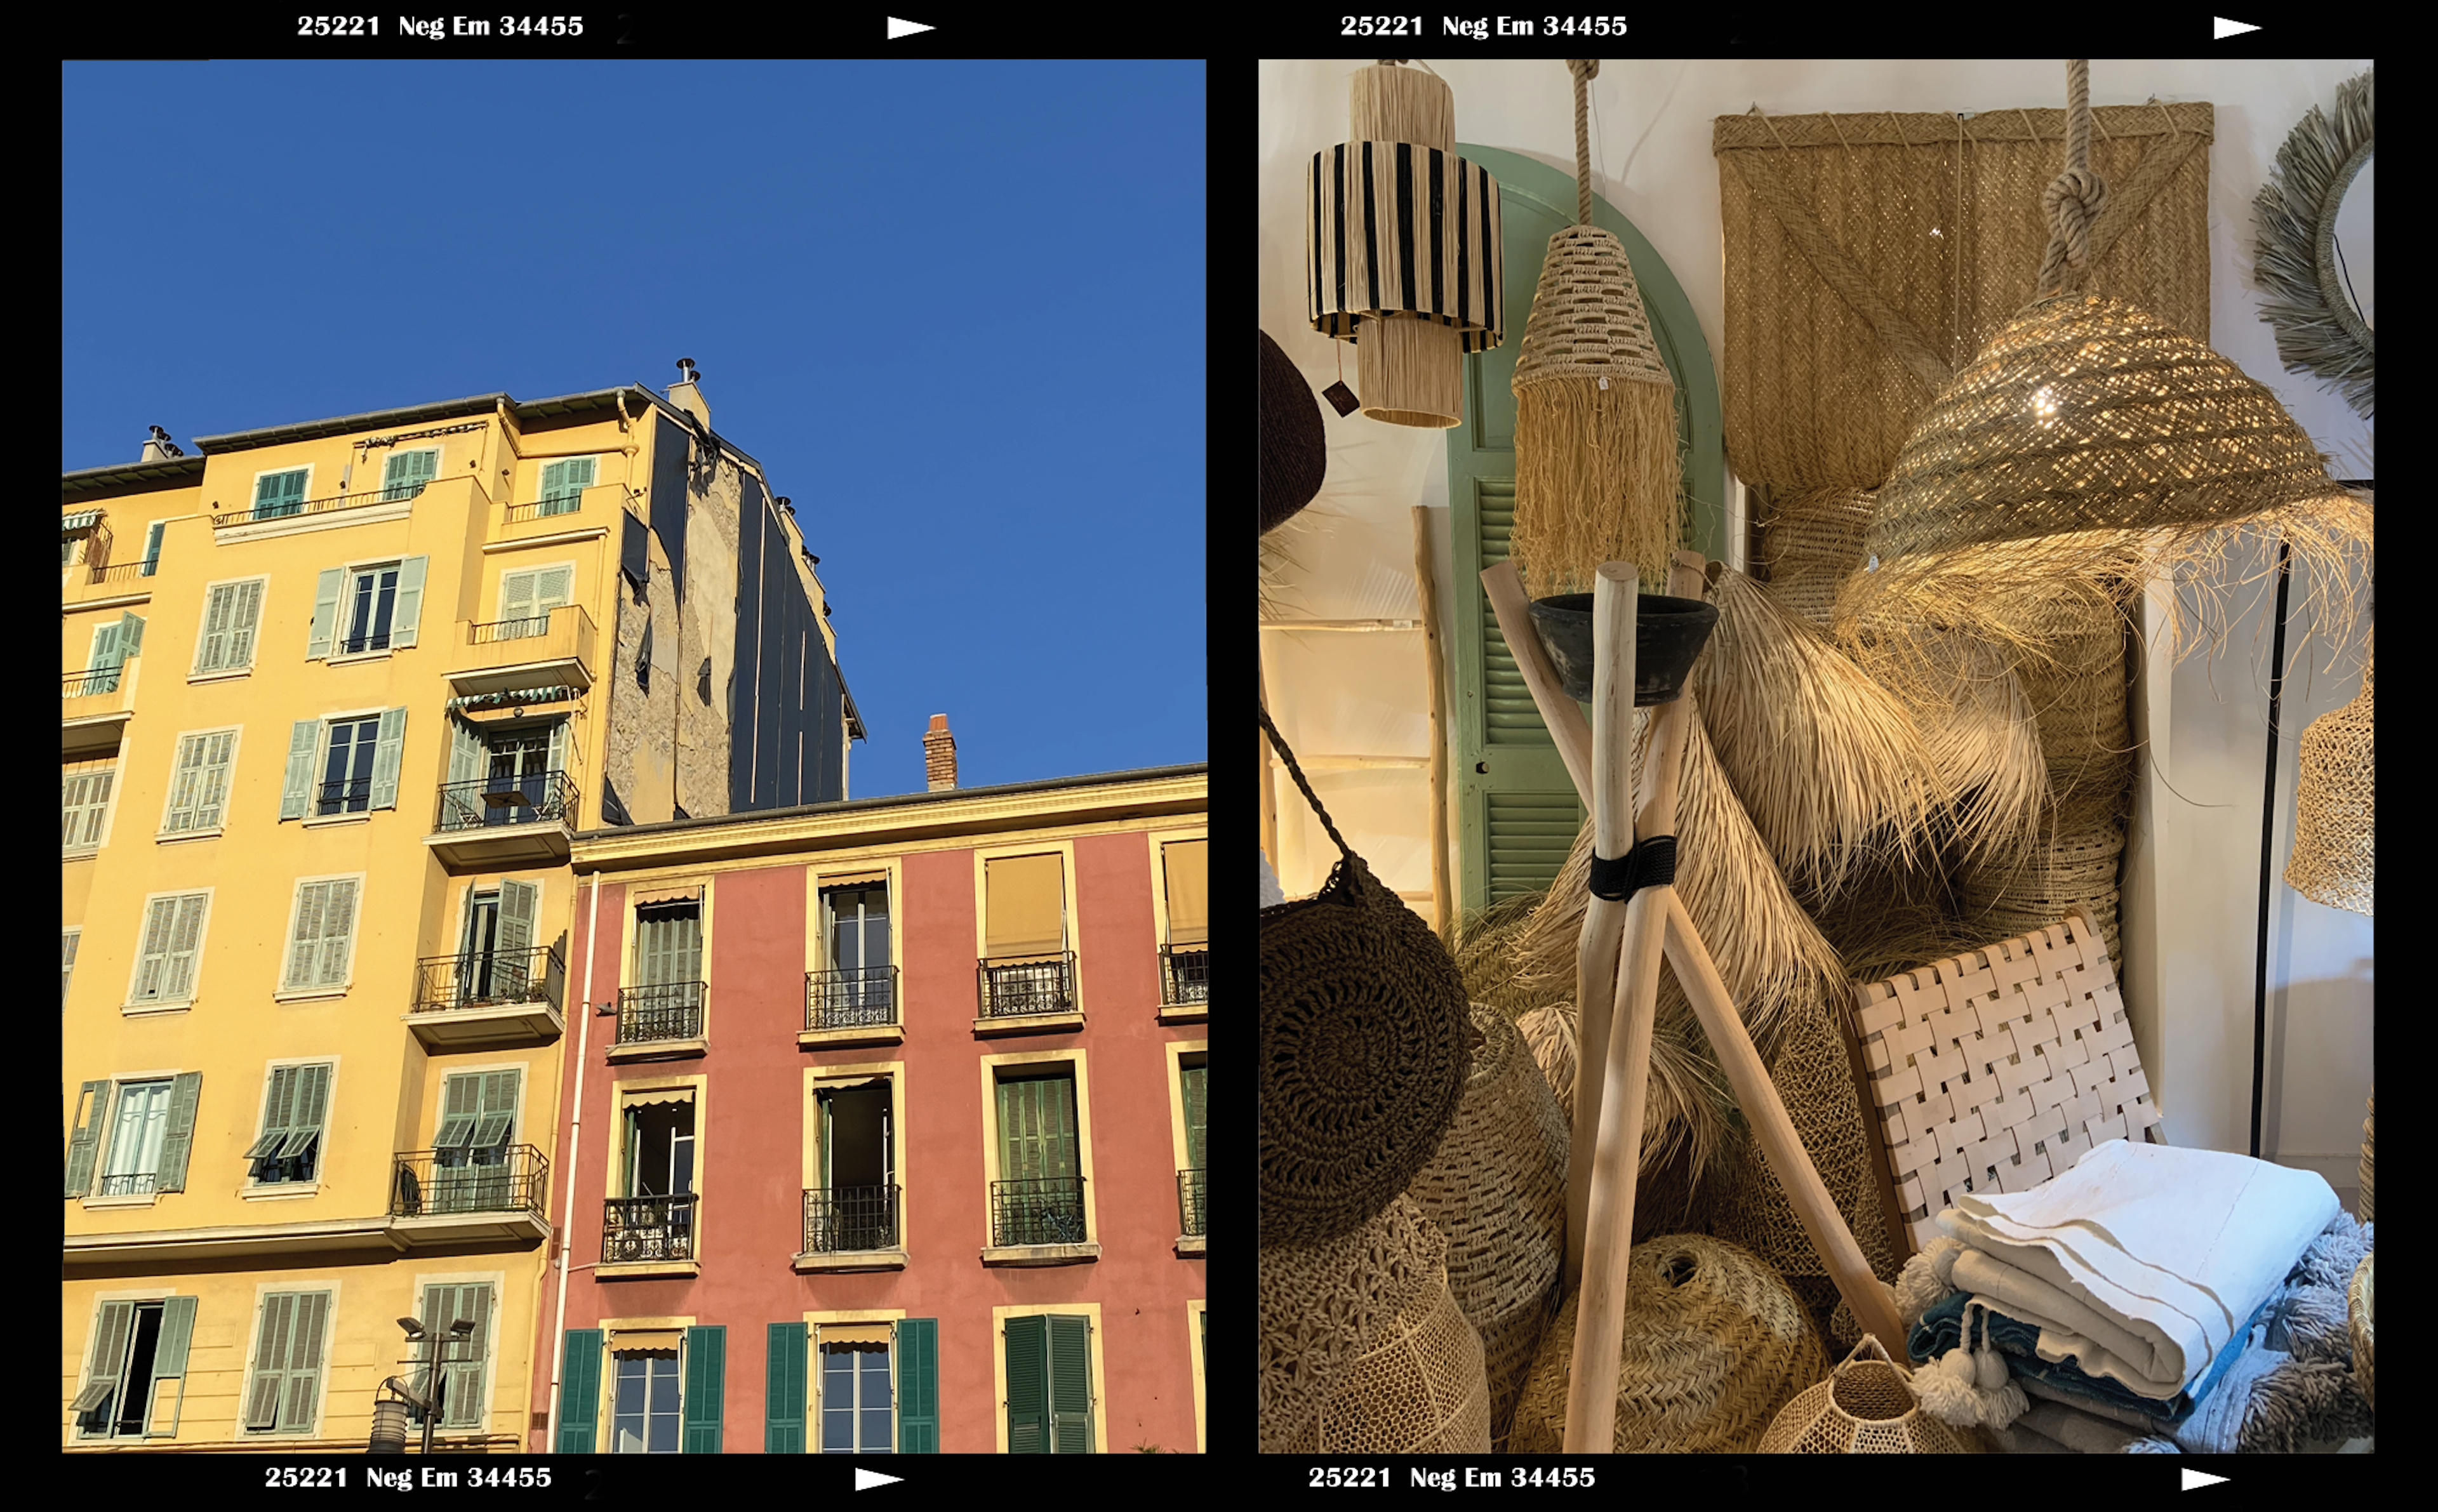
1307,143 -> 1504,353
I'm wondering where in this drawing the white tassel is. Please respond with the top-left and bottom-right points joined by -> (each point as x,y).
1914,1356 -> 1982,1426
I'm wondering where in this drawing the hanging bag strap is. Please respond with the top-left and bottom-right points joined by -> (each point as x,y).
1258,703 -> 1371,894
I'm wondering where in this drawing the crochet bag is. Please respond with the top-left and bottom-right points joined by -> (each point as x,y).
1260,705 -> 1472,1248
1759,1334 -> 1978,1454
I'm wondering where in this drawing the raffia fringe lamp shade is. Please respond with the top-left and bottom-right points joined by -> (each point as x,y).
2285,639 -> 2373,915
1307,63 -> 1505,428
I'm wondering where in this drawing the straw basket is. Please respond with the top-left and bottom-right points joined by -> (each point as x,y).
1283,1258 -> 1494,1454
2348,1252 -> 2373,1413
1955,821 -> 2126,965
1509,1235 -> 1827,1454
1402,1007 -> 1571,1446
2286,643 -> 2373,915
1757,1334 -> 1976,1453
1755,486 -> 1876,628
1257,1194 -> 1447,1454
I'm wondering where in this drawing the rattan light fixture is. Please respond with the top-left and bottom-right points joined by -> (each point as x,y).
1307,61 -> 1505,428
2285,637 -> 2373,914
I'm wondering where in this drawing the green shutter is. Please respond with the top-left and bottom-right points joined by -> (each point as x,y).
764,1322 -> 807,1453
557,1330 -> 603,1452
245,1293 -> 295,1429
896,1318 -> 938,1453
495,878 -> 538,999
317,879 -> 359,988
285,883 -> 326,989
383,448 -> 437,501
390,555 -> 429,649
447,714 -> 484,787
1048,1315 -> 1093,1454
166,731 -> 235,834
1182,1063 -> 1206,1172
86,620 -> 123,693
280,720 -> 321,820
145,1295 -> 199,1438
435,1073 -> 481,1149
371,706 -> 407,810
997,1073 -> 1078,1184
534,564 -> 575,616
163,895 -> 206,1000
131,896 -> 175,1000
682,1325 -> 725,1454
277,1291 -> 330,1432
66,1078 -> 113,1197
62,769 -> 112,850
194,585 -> 234,673
500,568 -> 537,627
547,718 -> 568,776
247,1066 -> 297,1160
194,731 -> 236,830
423,1282 -> 491,1428
142,521 -> 165,575
1004,1315 -> 1048,1454
76,1300 -> 137,1435
282,1064 -> 331,1160
637,910 -> 702,988
256,469 -> 307,519
306,567 -> 343,659
228,580 -> 264,668
117,610 -> 146,658
154,1071 -> 203,1193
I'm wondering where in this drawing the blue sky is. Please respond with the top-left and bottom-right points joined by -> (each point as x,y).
63,60 -> 1206,800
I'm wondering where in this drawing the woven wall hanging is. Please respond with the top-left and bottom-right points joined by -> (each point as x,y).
1306,61 -> 1504,428
2285,637 -> 2372,915
1260,705 -> 1472,1248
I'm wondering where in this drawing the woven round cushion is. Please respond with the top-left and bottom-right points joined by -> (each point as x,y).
1509,1235 -> 1827,1453
1759,1335 -> 1976,1452
1260,329 -> 1327,535
1261,852 -> 1472,1248
1258,1195 -> 1447,1453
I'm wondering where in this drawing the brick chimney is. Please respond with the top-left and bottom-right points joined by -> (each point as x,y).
923,714 -> 957,791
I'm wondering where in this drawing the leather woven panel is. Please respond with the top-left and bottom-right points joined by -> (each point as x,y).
1848,909 -> 2161,1256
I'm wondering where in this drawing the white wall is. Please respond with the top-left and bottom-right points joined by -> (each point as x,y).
1258,58 -> 2373,1171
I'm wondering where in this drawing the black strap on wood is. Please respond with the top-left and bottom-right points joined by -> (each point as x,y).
1588,835 -> 1677,903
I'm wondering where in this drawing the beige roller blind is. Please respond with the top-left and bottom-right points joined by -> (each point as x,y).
620,1087 -> 694,1109
630,884 -> 702,908
984,854 -> 1066,958
608,1328 -> 683,1355
815,1322 -> 893,1346
817,869 -> 890,889
1162,839 -> 1208,945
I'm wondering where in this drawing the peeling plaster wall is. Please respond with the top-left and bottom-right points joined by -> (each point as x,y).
677,441 -> 742,819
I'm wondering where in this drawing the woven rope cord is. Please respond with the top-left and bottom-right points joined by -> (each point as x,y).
1570,59 -> 1599,225
1260,702 -> 1356,872
2034,59 -> 2112,300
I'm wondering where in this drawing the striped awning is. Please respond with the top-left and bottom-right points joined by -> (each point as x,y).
62,510 -> 104,533
446,685 -> 576,712
608,1328 -> 683,1355
631,884 -> 701,908
620,1087 -> 693,1108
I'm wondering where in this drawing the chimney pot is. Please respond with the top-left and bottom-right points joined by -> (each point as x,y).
922,715 -> 957,790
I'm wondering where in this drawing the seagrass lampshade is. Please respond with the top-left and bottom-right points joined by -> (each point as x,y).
1307,62 -> 1505,428
2285,638 -> 2373,915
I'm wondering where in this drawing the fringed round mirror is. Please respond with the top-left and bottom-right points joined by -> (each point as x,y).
2255,69 -> 2372,418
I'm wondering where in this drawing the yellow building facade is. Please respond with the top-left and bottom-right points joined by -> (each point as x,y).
63,382 -> 855,1451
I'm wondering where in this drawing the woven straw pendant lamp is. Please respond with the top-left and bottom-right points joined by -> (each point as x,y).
2285,637 -> 2372,915
1509,60 -> 1682,597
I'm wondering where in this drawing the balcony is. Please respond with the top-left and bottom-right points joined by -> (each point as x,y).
62,659 -> 137,757
983,1176 -> 1097,1266
424,769 -> 578,868
406,945 -> 566,1047
444,605 -> 596,697
389,1146 -> 552,1249
211,484 -> 418,533
1177,1169 -> 1207,1254
973,952 -> 1082,1036
795,1185 -> 906,1272
606,981 -> 706,1061
1158,944 -> 1209,1023
601,1195 -> 698,1278
801,965 -> 902,1047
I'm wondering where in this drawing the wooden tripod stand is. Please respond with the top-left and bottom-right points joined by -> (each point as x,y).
1481,550 -> 1907,1453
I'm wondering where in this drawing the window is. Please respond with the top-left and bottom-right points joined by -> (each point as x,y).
458,878 -> 545,1003
192,579 -> 266,675
624,895 -> 705,1036
441,714 -> 568,828
433,1071 -> 521,1213
498,564 -> 575,639
245,1063 -> 332,1184
612,1351 -> 683,1453
539,456 -> 596,515
242,1290 -> 332,1433
63,762 -> 114,852
609,1091 -> 696,1261
98,1080 -> 172,1197
815,882 -> 893,1025
72,1297 -> 197,1440
1177,1055 -> 1207,1238
307,555 -> 427,659
1004,1313 -> 1093,1454
77,616 -> 130,696
161,729 -> 239,833
1159,837 -> 1209,1005
381,446 -> 439,502
128,892 -> 209,1004
820,1334 -> 893,1453
62,929 -> 79,1007
811,1079 -> 895,1251
283,879 -> 361,991
252,467 -> 308,521
981,854 -> 1072,1018
408,1282 -> 495,1429
65,1074 -> 200,1198
280,709 -> 406,820
993,1068 -> 1084,1246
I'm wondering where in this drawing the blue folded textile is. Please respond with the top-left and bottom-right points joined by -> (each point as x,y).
1908,1285 -> 2273,1426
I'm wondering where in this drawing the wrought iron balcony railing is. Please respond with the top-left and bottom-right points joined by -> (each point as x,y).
603,1194 -> 697,1263
468,611 -> 568,644
212,486 -> 421,529
316,776 -> 372,816
413,943 -> 564,1013
989,1176 -> 1088,1247
95,1171 -> 161,1198
1159,944 -> 1209,1005
803,1184 -> 900,1253
63,667 -> 123,698
1177,1169 -> 1207,1238
390,1145 -> 550,1218
86,557 -> 153,586
806,965 -> 899,1030
433,769 -> 579,832
502,494 -> 587,524
615,981 -> 706,1044
976,952 -> 1076,1019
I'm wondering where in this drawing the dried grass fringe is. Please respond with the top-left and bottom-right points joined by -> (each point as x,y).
1510,377 -> 1683,597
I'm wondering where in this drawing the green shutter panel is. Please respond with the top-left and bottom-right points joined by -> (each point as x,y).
1004,1315 -> 1048,1454
1048,1314 -> 1093,1454
117,610 -> 145,657
535,564 -> 576,616
1182,1064 -> 1207,1172
389,555 -> 429,649
997,1075 -> 1078,1184
764,1322 -> 807,1453
142,521 -> 165,575
438,1283 -> 491,1428
371,706 -> 407,810
246,1066 -> 296,1160
154,1070 -> 203,1192
145,1294 -> 199,1437
538,462 -> 571,514
245,1293 -> 295,1429
448,715 -> 484,786
194,731 -> 236,830
317,879 -> 359,988
500,568 -> 537,627
547,718 -> 568,776
280,720 -> 321,821
306,567 -> 343,659
278,1291 -> 330,1431
682,1325 -> 725,1454
66,1078 -> 113,1197
62,770 -> 112,850
436,1073 -> 481,1148
194,585 -> 234,673
496,878 -> 538,999
283,1063 -> 331,1160
383,449 -> 437,501
131,896 -> 177,1000
164,894 -> 206,1000
163,735 -> 201,832
228,580 -> 264,668
75,1300 -> 137,1433
286,883 -> 327,989
557,1330 -> 603,1452
896,1318 -> 938,1453
85,620 -> 123,693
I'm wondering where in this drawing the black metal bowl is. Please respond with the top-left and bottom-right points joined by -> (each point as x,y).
1525,592 -> 1720,705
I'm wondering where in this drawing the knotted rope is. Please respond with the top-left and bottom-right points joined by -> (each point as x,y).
1570,59 -> 1599,223
2033,58 -> 2110,298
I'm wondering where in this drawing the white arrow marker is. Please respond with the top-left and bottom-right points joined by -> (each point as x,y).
2212,17 -> 2260,37
855,1468 -> 905,1490
887,17 -> 935,37
2182,1469 -> 2230,1491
